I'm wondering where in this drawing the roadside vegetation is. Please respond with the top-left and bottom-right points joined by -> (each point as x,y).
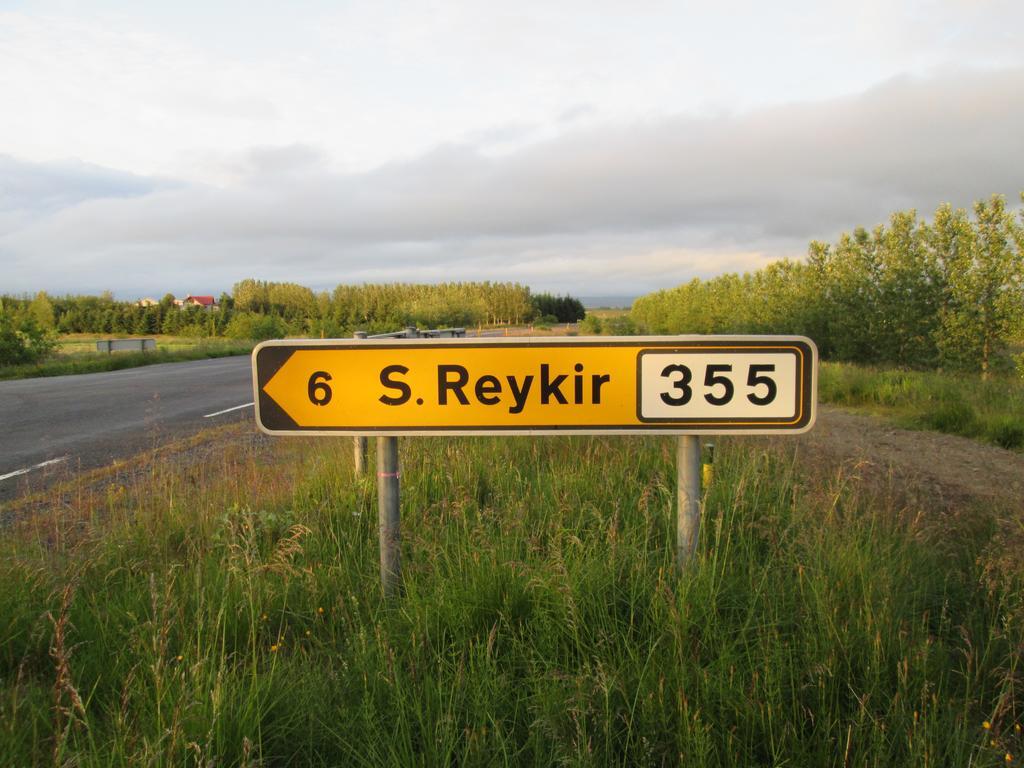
580,307 -> 637,336
0,312 -> 56,368
0,284 -> 586,349
0,336 -> 253,381
1,430 -> 1021,765
627,193 -> 1024,449
820,363 -> 1024,450
0,284 -> 587,378
632,193 -> 1024,379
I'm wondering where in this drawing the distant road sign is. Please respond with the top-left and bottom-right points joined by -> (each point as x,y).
252,336 -> 817,436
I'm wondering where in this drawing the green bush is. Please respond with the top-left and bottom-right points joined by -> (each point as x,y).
602,314 -> 636,335
225,312 -> 288,341
918,399 -> 977,434
0,313 -> 56,366
579,315 -> 603,334
988,417 -> 1024,450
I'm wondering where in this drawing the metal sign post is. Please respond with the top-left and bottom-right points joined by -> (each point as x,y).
252,335 -> 817,590
377,436 -> 401,597
677,435 -> 702,568
353,438 -> 367,476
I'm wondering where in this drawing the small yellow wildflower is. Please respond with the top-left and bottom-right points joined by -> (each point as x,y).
992,740 -> 998,747
305,630 -> 311,637
984,722 -> 992,730
270,644 -> 279,652
317,607 -> 325,615
261,613 -> 268,622
1005,754 -> 1012,764
176,655 -> 183,662
1016,724 -> 1022,734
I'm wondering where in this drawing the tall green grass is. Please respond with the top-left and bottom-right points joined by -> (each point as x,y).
820,363 -> 1024,450
1,435 -> 1020,765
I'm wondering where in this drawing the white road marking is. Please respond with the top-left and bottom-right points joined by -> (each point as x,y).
203,402 -> 255,418
0,456 -> 70,483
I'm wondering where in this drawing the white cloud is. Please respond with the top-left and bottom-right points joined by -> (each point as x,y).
3,0 -> 1023,184
2,67 -> 1021,298
0,155 -> 167,217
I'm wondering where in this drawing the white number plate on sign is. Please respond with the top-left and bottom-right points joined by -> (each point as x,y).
638,350 -> 803,423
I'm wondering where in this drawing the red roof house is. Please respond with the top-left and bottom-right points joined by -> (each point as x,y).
181,295 -> 219,310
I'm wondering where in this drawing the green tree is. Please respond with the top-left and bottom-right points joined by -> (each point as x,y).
0,314 -> 56,365
531,293 -> 586,323
936,196 -> 1024,377
232,279 -> 268,313
27,291 -> 55,331
874,210 -> 942,366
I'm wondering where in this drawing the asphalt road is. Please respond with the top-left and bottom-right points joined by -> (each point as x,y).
0,356 -> 255,499
0,329 -> 561,500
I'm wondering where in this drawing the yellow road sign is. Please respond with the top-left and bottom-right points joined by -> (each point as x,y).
252,336 -> 817,436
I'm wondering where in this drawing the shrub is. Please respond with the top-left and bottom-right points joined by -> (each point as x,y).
602,314 -> 636,336
579,315 -> 603,335
225,312 -> 288,341
918,399 -> 976,435
0,314 -> 56,366
987,417 -> 1024,450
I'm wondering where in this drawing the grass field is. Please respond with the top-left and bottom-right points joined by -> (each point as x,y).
0,335 -> 253,381
820,363 -> 1024,450
1,429 -> 1021,765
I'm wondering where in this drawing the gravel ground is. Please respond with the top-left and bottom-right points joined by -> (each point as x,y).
785,405 -> 1024,513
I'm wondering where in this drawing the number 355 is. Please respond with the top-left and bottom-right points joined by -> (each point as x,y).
660,363 -> 777,407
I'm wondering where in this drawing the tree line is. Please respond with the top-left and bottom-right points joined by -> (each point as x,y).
632,194 -> 1024,377
0,282 -> 586,364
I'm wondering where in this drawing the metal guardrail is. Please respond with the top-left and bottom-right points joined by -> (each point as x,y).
96,338 -> 156,353
417,327 -> 467,339
354,326 -> 466,340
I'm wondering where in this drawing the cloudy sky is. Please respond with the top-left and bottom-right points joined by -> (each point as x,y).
1,0 -> 1023,299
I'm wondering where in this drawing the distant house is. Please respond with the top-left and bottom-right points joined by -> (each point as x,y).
179,295 -> 219,311
136,297 -> 159,307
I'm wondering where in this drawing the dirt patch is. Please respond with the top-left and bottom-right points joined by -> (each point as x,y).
788,405 -> 1024,513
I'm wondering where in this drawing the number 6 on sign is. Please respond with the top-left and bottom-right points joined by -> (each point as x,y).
308,371 -> 333,406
